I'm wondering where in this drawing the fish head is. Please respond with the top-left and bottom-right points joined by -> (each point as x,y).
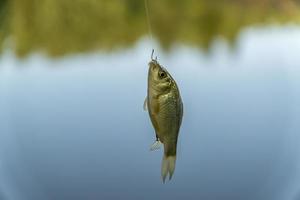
148,60 -> 174,93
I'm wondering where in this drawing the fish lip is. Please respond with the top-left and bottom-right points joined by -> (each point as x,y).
148,60 -> 157,67
148,60 -> 162,71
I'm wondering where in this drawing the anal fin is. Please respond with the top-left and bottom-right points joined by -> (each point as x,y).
150,140 -> 162,151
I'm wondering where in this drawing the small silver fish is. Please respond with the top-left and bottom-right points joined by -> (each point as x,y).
144,54 -> 183,182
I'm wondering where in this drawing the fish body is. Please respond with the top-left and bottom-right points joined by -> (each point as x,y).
146,59 -> 183,182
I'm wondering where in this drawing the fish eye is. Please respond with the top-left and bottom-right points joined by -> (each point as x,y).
159,71 -> 166,78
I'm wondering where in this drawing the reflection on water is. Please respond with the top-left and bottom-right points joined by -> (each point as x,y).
0,26 -> 300,200
1,0 -> 300,56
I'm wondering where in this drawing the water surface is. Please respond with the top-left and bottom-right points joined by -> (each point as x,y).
0,25 -> 300,200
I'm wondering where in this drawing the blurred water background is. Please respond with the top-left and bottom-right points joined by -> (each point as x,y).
1,0 -> 300,200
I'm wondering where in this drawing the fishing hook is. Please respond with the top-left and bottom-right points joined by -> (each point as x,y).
151,49 -> 158,62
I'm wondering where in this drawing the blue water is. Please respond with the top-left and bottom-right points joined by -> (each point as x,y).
1,25 -> 300,200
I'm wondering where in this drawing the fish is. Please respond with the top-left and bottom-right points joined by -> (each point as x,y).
144,53 -> 183,182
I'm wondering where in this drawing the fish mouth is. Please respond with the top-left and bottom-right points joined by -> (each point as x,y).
148,60 -> 161,71
148,60 -> 160,85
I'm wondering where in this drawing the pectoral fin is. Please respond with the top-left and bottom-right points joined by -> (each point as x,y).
152,100 -> 159,114
143,97 -> 148,111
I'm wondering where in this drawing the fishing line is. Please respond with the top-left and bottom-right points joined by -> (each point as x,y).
144,0 -> 156,58
144,0 -> 153,41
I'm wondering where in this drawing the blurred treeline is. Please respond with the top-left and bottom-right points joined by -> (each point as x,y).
0,0 -> 300,57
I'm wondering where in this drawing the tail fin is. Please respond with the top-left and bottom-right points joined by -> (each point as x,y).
161,155 -> 176,183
